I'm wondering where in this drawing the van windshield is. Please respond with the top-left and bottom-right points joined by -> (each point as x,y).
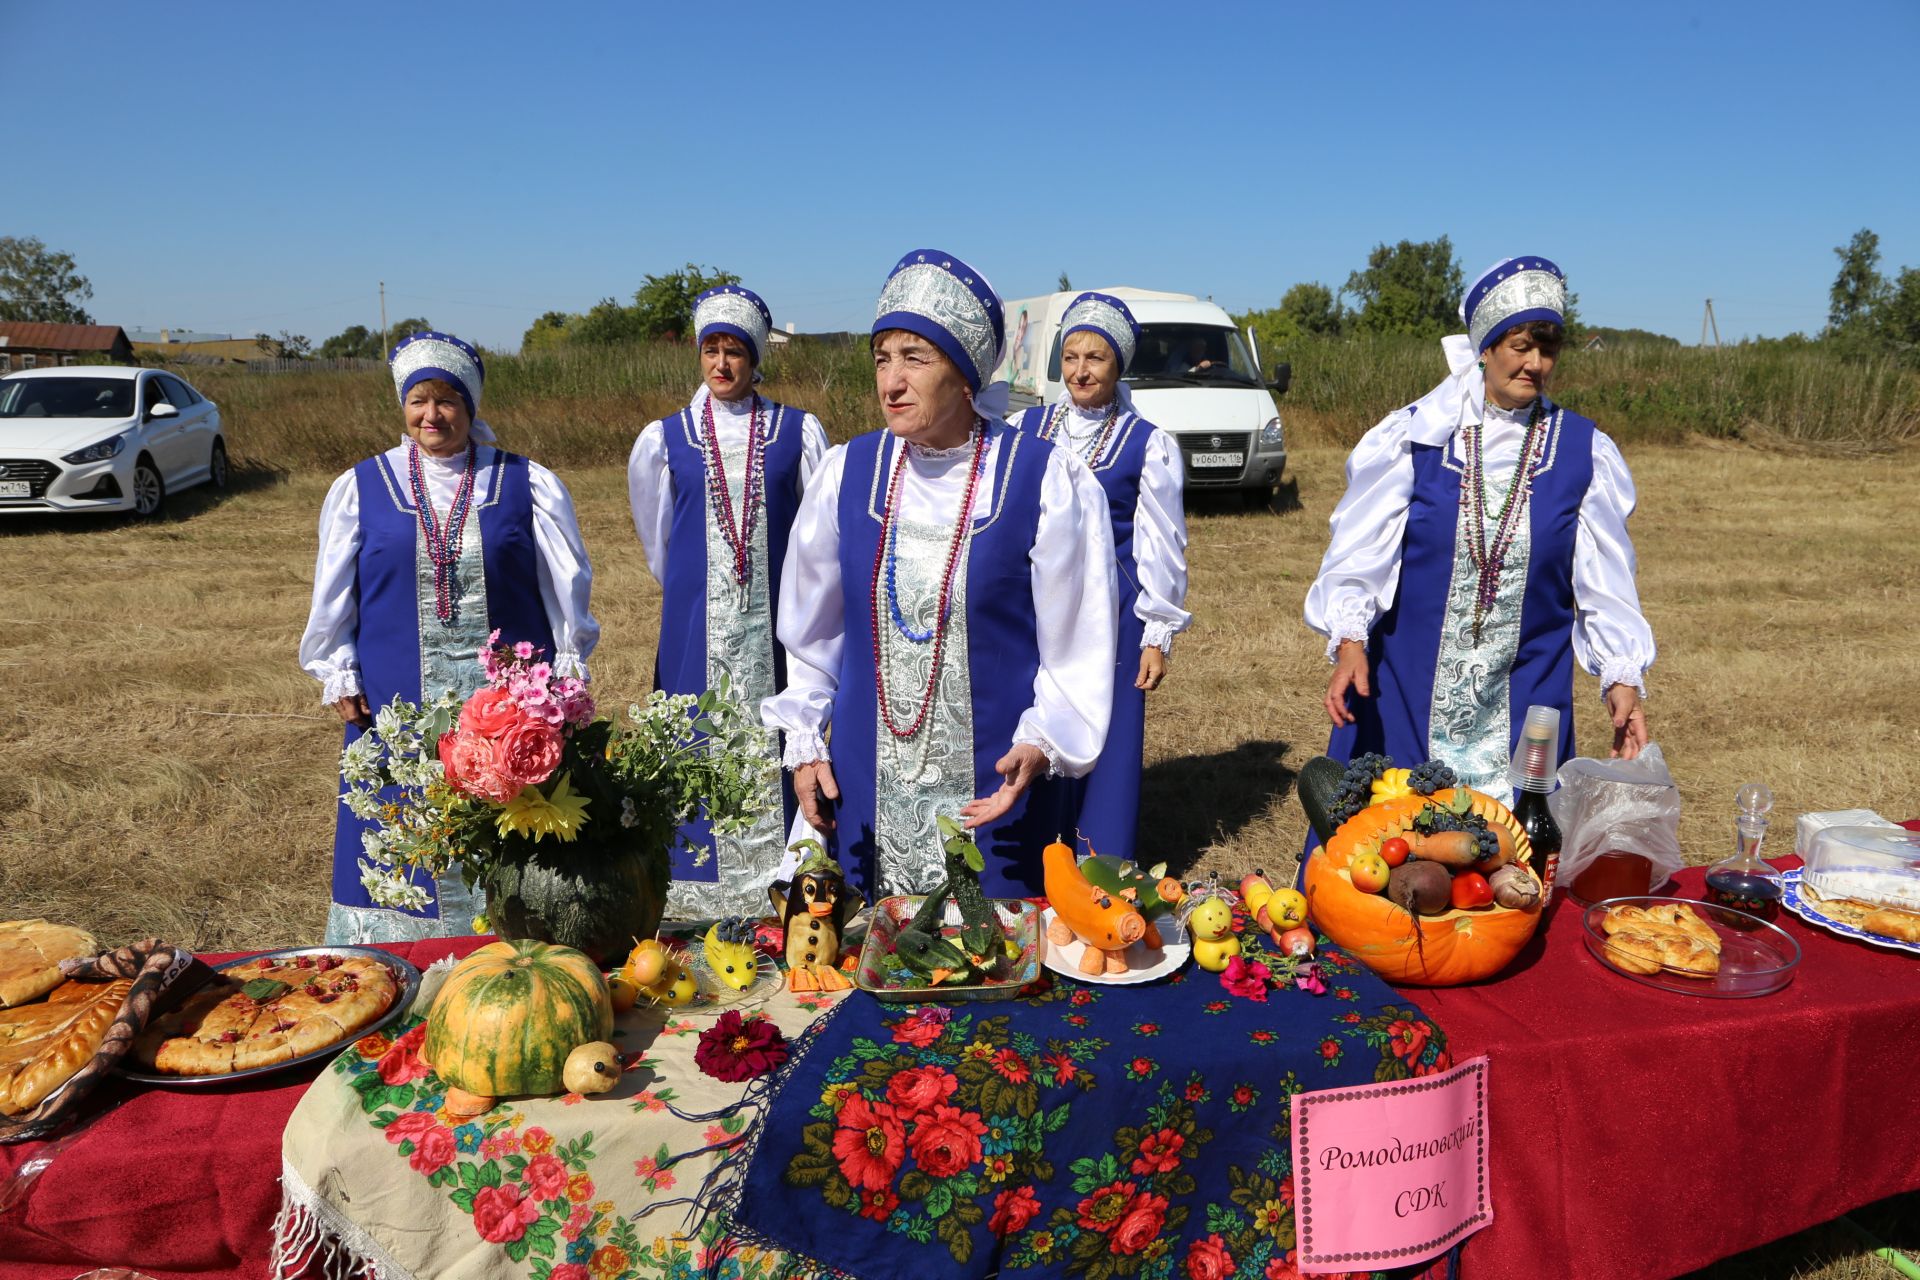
1125,324 -> 1263,387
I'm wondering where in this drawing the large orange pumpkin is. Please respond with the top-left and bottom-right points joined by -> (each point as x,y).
1304,789 -> 1544,986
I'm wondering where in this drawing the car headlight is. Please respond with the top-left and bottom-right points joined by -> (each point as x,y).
1259,417 -> 1285,449
63,434 -> 128,464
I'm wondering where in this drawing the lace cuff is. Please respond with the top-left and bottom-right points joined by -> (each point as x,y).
782,731 -> 831,769
553,650 -> 588,680
1142,621 -> 1178,654
1597,658 -> 1648,700
319,667 -> 362,705
1323,599 -> 1373,663
1011,729 -> 1065,778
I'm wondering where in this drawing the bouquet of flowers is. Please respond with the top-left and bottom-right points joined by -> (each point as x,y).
341,633 -> 775,945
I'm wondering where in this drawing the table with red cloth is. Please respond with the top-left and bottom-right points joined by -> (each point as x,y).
1394,857 -> 1920,1280
5,859 -> 1919,1280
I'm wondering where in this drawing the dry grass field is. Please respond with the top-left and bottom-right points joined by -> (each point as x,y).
1,440 -> 1916,1277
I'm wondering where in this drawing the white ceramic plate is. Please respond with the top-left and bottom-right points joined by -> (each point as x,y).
1781,869 -> 1920,956
1038,908 -> 1188,985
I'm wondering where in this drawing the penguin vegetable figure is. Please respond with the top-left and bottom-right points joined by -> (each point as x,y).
770,844 -> 862,992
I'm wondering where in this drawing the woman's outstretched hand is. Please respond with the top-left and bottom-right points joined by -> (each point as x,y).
795,760 -> 840,833
1324,640 -> 1371,727
961,744 -> 1050,829
1606,685 -> 1648,759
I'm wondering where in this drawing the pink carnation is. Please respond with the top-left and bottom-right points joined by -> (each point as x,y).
499,719 -> 564,789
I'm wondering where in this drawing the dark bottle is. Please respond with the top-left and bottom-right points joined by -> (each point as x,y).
1511,706 -> 1563,891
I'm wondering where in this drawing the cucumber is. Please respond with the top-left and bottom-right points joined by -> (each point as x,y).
1297,755 -> 1350,847
1079,855 -> 1180,919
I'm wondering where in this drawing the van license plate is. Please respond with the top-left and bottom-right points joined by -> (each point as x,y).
0,482 -> 30,498
1190,451 -> 1244,469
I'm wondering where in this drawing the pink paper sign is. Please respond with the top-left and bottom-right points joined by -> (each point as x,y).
1290,1054 -> 1492,1273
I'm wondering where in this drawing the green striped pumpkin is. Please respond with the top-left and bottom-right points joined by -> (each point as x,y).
424,939 -> 613,1097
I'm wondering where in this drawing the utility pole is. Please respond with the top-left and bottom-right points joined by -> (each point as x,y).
1700,298 -> 1721,348
379,281 -> 389,359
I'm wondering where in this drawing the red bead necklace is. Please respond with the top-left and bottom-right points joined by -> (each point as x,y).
406,439 -> 478,624
869,422 -> 990,740
702,391 -> 766,586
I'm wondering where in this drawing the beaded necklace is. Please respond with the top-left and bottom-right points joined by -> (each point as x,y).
1461,400 -> 1549,644
1040,399 -> 1121,465
702,391 -> 766,587
407,439 -> 480,624
870,421 -> 990,740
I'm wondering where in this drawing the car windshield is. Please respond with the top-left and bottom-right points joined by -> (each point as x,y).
0,377 -> 136,419
1122,324 -> 1263,388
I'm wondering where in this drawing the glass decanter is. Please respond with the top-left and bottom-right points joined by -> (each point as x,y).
1703,782 -> 1781,928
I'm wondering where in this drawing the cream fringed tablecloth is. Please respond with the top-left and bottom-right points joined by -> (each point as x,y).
274,947 -> 850,1280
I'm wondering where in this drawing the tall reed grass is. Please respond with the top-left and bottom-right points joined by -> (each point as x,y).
177,334 -> 1919,473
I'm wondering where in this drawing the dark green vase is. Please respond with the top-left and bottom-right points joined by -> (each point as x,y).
484,840 -> 668,968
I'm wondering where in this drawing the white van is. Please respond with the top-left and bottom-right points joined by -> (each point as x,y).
995,287 -> 1289,503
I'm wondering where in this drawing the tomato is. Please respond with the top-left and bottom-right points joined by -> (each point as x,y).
1379,837 -> 1412,868
1449,871 -> 1495,910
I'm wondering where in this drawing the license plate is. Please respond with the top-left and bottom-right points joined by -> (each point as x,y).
1190,451 -> 1244,469
0,481 -> 30,498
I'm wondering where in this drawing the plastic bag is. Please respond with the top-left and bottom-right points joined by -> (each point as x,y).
1546,742 -> 1685,892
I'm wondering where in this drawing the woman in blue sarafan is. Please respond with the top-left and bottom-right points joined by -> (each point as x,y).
762,250 -> 1118,901
300,332 -> 599,943
628,286 -> 829,919
1305,258 -> 1655,808
1010,293 -> 1190,865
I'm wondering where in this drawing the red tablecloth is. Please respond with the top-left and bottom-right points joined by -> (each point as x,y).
6,871 -> 1919,1280
1396,859 -> 1920,1280
0,937 -> 481,1280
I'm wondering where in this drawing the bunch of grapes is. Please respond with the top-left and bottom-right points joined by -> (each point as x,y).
1407,760 -> 1458,796
1327,753 -> 1393,829
713,916 -> 755,946
1474,828 -> 1501,861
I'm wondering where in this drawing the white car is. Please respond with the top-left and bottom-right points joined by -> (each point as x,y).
0,366 -> 228,517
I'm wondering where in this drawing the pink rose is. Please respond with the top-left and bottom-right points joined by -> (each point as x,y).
908,1104 -> 987,1179
523,1153 -> 569,1201
441,730 -> 517,802
550,1267 -> 591,1280
471,1183 -> 540,1244
410,1125 -> 457,1174
1110,1191 -> 1169,1256
459,686 -> 521,739
376,1024 -> 432,1085
499,719 -> 564,789
885,1066 -> 959,1120
383,1110 -> 439,1144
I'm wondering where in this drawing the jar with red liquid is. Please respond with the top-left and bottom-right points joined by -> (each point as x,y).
1571,851 -> 1655,905
1704,782 -> 1781,928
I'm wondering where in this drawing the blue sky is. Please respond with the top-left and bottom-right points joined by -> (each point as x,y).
5,1 -> 1915,351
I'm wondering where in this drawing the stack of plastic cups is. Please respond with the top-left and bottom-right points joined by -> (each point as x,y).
1510,705 -> 1563,891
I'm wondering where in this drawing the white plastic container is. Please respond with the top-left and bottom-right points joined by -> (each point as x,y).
1801,825 -> 1920,912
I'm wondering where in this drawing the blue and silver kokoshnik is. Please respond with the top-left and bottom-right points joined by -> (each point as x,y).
1061,291 -> 1141,374
389,330 -> 486,420
1464,257 -> 1567,354
873,249 -> 1005,391
694,285 -> 774,367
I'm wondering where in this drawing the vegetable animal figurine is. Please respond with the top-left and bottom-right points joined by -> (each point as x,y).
1082,853 -> 1186,920
1188,895 -> 1241,972
620,938 -> 697,1007
562,1041 -> 623,1095
1303,788 -> 1543,986
940,817 -> 1009,972
770,847 -> 861,993
703,918 -> 760,992
1238,871 -> 1307,945
891,884 -> 975,986
1042,836 -> 1148,975
424,939 -> 613,1104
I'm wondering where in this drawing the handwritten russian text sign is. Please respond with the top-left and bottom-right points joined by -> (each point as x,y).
1291,1054 -> 1491,1273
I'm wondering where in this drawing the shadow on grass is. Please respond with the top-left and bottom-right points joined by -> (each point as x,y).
1184,474 -> 1304,518
1138,738 -> 1297,879
0,460 -> 288,536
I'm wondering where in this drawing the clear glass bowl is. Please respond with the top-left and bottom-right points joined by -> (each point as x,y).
1581,896 -> 1800,998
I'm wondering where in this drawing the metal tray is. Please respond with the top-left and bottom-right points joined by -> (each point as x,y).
856,897 -> 1042,1002
1581,896 -> 1800,998
115,945 -> 423,1086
